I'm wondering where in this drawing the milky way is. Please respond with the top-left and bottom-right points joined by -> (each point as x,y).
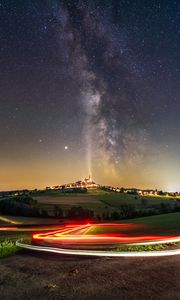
51,1 -> 151,178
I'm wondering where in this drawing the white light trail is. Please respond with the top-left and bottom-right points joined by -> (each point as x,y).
128,237 -> 180,246
16,241 -> 180,257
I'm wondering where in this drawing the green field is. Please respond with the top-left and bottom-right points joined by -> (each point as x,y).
94,192 -> 175,206
34,188 -> 176,202
123,212 -> 180,229
0,188 -> 179,234
33,188 -> 176,215
85,212 -> 180,235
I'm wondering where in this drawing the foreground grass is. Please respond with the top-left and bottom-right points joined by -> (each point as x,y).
0,240 -> 20,258
0,233 -> 31,258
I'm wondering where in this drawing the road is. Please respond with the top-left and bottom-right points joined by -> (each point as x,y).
0,250 -> 179,300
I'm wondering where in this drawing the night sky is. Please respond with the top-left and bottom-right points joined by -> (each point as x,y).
0,0 -> 179,191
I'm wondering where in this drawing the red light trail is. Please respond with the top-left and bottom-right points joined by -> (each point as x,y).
1,222 -> 179,256
32,223 -> 180,244
14,223 -> 180,257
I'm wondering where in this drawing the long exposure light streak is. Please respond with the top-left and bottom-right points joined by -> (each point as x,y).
16,241 -> 180,257
9,223 -> 180,257
32,223 -> 180,244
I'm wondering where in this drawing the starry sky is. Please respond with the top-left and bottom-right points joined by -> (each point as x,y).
0,0 -> 180,191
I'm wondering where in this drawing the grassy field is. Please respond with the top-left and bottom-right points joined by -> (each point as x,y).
35,196 -> 102,213
0,188 -> 179,226
123,212 -> 180,229
34,189 -> 108,199
96,193 -> 175,206
33,188 -> 176,214
84,223 -> 143,235
34,196 -> 100,205
34,188 -> 176,202
85,212 -> 180,235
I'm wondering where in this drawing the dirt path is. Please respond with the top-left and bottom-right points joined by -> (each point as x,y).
0,250 -> 180,300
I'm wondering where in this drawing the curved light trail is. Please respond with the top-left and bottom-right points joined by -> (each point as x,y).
127,237 -> 180,246
14,223 -> 180,257
0,221 -> 177,257
32,224 -> 180,245
16,240 -> 180,257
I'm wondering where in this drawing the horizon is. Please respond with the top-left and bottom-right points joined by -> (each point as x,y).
1,175 -> 180,193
